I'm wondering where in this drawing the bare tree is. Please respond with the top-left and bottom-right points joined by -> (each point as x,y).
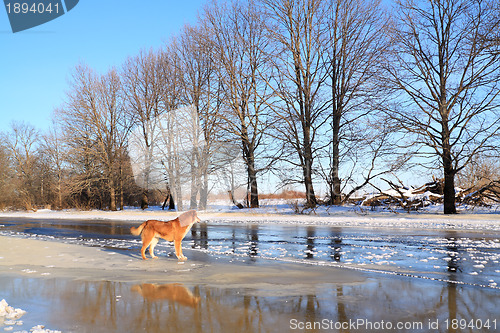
457,156 -> 500,189
174,24 -> 217,210
384,0 -> 500,214
157,45 -> 184,210
262,0 -> 329,208
3,121 -> 40,210
40,122 -> 67,209
0,140 -> 16,208
122,50 -> 165,209
59,64 -> 130,210
203,0 -> 272,208
322,0 -> 390,205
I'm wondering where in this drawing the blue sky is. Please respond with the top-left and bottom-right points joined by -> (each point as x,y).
0,0 -> 433,191
0,0 -> 207,133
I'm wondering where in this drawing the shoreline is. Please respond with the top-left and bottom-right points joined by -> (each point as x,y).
0,235 -> 366,289
1,207 -> 500,232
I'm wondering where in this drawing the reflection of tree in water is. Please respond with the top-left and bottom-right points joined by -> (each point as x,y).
445,235 -> 461,273
442,233 -> 461,332
305,227 -> 315,259
329,228 -> 343,262
77,281 -> 123,330
2,276 -> 499,332
336,285 -> 348,324
191,223 -> 208,249
231,226 -> 237,253
247,225 -> 259,259
304,294 -> 320,325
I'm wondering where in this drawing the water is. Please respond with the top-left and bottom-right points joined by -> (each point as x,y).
1,217 -> 499,332
1,218 -> 499,289
0,274 -> 498,332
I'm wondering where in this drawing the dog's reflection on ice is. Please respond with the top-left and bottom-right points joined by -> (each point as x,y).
131,283 -> 200,308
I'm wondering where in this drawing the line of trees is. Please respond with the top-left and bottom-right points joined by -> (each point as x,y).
0,0 -> 499,214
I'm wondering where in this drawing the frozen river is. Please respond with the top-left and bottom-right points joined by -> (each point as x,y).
1,216 -> 499,332
1,217 -> 499,289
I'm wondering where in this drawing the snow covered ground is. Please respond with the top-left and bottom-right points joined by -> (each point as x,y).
1,200 -> 499,231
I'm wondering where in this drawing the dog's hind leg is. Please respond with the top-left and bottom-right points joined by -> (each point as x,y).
140,243 -> 149,260
149,237 -> 159,259
140,232 -> 155,260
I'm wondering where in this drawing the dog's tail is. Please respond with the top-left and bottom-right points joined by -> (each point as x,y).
130,222 -> 147,236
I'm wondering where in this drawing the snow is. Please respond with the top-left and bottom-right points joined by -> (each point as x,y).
0,200 -> 499,231
0,299 -> 25,321
0,300 -> 60,333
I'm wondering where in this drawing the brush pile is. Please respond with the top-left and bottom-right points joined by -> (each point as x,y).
351,177 -> 500,211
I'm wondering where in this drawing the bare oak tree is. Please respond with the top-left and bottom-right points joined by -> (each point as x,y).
262,0 -> 329,208
323,0 -> 390,205
384,0 -> 500,214
203,0 -> 271,208
157,45 -> 184,210
40,122 -> 66,209
0,140 -> 16,208
59,65 -> 130,210
3,121 -> 40,210
174,24 -> 217,210
122,50 -> 165,209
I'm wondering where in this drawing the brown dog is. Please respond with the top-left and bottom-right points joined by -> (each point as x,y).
130,210 -> 201,260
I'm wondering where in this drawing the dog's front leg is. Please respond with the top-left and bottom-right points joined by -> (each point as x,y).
174,239 -> 187,261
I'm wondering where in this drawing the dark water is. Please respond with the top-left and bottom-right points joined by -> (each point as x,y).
1,217 -> 500,332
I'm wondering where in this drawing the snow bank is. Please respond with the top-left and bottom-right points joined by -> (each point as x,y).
0,299 -> 60,333
1,200 -> 499,233
0,299 -> 25,321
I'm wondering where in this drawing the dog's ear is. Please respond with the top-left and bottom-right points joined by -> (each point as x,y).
177,210 -> 197,227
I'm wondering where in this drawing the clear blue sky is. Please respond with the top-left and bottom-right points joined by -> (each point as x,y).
0,0 -> 207,133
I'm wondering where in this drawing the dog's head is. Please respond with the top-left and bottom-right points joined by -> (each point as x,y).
177,210 -> 201,227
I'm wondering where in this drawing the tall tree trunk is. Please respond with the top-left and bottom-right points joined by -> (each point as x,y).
442,149 -> 457,214
247,152 -> 259,208
141,191 -> 148,210
303,157 -> 317,208
330,110 -> 342,205
439,61 -> 457,215
169,193 -> 176,210
189,148 -> 198,210
174,169 -> 183,211
199,171 -> 208,210
57,175 -> 62,209
109,178 -> 117,211
303,117 -> 317,208
162,185 -> 176,210
441,118 -> 457,214
241,122 -> 259,208
119,165 -> 124,210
